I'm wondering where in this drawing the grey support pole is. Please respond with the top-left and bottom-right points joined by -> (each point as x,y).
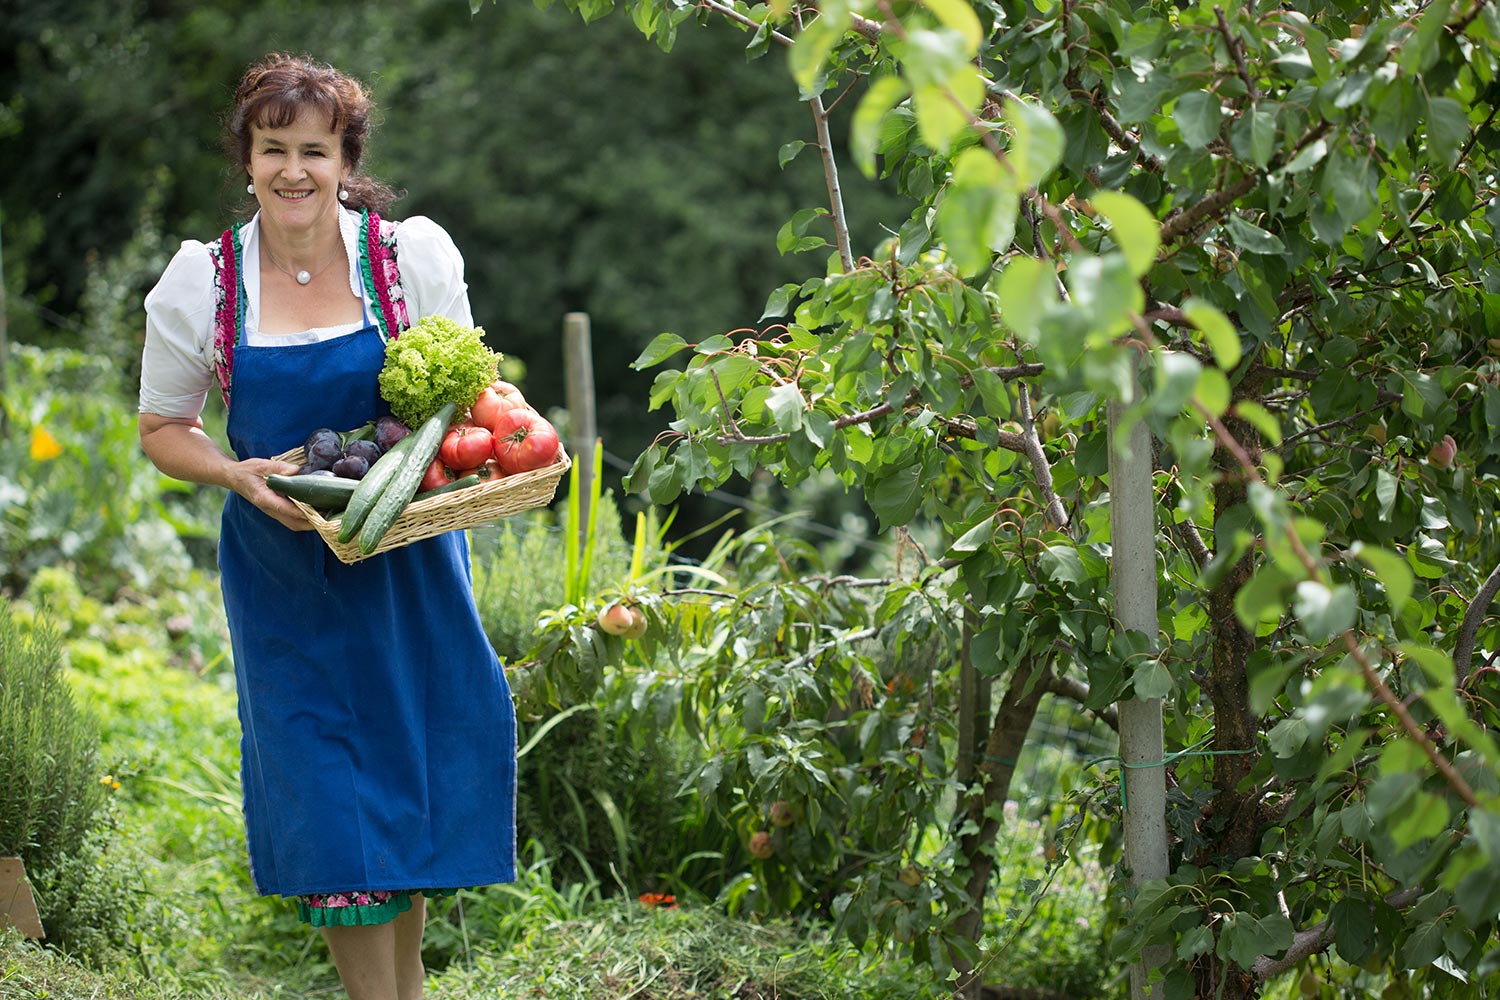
1108,365 -> 1170,999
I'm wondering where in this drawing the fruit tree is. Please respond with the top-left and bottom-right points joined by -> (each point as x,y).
475,0 -> 1500,997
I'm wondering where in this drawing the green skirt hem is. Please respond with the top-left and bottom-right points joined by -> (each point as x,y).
295,888 -> 460,927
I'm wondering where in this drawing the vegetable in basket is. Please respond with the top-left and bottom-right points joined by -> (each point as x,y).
377,315 -> 500,428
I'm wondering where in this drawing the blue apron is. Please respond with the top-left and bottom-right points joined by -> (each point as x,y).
218,294 -> 517,898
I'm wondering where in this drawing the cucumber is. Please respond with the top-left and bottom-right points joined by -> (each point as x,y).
358,402 -> 459,554
267,473 -> 362,512
414,473 -> 482,500
336,432 -> 418,543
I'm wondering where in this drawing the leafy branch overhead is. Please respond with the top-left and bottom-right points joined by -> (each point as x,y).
476,0 -> 1500,995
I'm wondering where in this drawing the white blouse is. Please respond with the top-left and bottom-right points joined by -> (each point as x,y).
139,208 -> 473,418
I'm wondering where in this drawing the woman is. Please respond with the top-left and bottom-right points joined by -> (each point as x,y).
138,53 -> 516,1000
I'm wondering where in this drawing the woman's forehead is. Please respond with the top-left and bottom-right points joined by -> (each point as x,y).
251,107 -> 340,144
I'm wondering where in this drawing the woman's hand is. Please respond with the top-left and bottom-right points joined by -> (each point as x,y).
139,414 -> 312,531
229,458 -> 313,531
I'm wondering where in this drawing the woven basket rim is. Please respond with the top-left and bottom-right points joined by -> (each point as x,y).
272,437 -> 570,564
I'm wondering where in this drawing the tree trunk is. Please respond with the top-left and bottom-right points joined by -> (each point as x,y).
1196,382 -> 1265,1000
951,652 -> 1050,1000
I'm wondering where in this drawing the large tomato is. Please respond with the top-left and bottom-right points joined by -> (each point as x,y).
470,386 -> 531,436
419,458 -> 456,492
440,423 -> 494,470
491,409 -> 561,475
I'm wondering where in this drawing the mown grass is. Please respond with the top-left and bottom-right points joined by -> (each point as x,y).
2,897 -> 947,1000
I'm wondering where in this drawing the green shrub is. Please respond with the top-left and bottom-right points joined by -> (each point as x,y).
0,598 -> 137,954
469,489 -> 637,660
511,685 -> 700,893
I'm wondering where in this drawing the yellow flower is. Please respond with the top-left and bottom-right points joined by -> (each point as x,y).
30,427 -> 64,461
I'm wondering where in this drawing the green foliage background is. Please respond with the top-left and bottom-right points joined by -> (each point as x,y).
0,0 -> 907,479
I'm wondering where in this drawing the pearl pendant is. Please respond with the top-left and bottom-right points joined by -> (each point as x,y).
296,270 -> 312,285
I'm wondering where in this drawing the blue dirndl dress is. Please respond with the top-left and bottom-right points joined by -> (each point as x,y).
210,218 -> 517,911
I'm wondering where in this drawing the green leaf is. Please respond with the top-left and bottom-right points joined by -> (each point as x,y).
938,147 -> 1018,276
1225,215 -> 1286,255
997,256 -> 1055,342
1091,190 -> 1160,277
950,516 -> 997,554
1173,91 -> 1222,149
1232,401 -> 1282,446
1279,138 -> 1328,175
1183,298 -> 1241,370
1398,641 -> 1455,688
1267,716 -> 1310,758
1427,96 -> 1470,168
1038,543 -> 1087,586
923,0 -> 984,51
778,140 -> 806,168
766,382 -> 805,432
761,283 -> 800,320
1133,660 -> 1173,699
633,333 -> 691,369
1331,900 -> 1374,964
867,464 -> 924,529
1401,920 -> 1447,968
1005,96 -> 1065,189
851,76 -> 911,178
1350,541 -> 1414,613
1293,581 -> 1356,641
789,15 -> 839,97
1249,105 -> 1278,168
1235,564 -> 1292,628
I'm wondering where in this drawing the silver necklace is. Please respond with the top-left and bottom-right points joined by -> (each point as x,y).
265,245 -> 342,286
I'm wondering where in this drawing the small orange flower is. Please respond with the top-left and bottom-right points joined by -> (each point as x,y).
30,427 -> 63,461
637,892 -> 677,908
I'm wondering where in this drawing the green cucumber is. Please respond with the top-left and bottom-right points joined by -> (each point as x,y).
414,473 -> 482,500
267,473 -> 362,512
358,402 -> 459,554
336,432 -> 418,543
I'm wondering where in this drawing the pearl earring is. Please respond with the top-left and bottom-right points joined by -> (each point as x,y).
246,182 -> 255,195
338,185 -> 349,202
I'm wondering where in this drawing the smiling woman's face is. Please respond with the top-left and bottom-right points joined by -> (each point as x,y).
247,107 -> 349,236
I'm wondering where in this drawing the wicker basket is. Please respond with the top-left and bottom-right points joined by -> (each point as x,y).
271,438 -> 570,565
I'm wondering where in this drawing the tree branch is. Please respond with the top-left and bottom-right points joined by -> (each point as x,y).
1159,174 -> 1262,245
1277,391 -> 1401,448
810,91 -> 855,272
699,0 -> 796,45
1045,675 -> 1120,730
1213,6 -> 1260,102
1251,886 -> 1423,981
1453,561 -> 1500,683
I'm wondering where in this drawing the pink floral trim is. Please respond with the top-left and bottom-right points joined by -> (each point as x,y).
208,227 -> 239,408
302,890 -> 398,909
365,212 -> 410,343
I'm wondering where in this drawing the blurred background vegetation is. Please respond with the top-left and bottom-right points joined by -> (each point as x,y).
1,0 -> 911,561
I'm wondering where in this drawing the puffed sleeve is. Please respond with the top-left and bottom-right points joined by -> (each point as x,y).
139,241 -> 216,418
394,216 -> 475,327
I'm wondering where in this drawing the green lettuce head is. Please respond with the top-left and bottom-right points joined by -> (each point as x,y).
377,316 -> 501,427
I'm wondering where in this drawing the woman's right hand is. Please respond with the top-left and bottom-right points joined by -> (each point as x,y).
229,458 -> 313,531
140,414 -> 314,531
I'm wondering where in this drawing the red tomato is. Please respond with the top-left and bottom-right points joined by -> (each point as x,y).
470,386 -> 531,436
440,423 -> 495,470
419,458 -> 456,492
491,379 -> 527,404
491,409 -> 561,475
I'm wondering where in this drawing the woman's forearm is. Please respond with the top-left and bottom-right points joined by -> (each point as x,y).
138,413 -> 311,530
